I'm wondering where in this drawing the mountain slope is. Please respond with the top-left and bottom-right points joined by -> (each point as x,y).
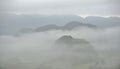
35,21 -> 96,32
37,35 -> 99,69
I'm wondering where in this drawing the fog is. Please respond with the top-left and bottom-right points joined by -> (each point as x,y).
0,26 -> 120,69
0,0 -> 120,69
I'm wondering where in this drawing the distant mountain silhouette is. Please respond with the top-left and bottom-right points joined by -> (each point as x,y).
19,28 -> 34,33
1,14 -> 120,35
35,21 -> 96,32
85,16 -> 120,27
35,24 -> 60,32
62,21 -> 96,30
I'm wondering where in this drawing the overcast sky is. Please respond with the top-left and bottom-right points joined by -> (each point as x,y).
0,0 -> 120,16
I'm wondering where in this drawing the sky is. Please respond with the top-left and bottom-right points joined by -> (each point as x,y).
0,0 -> 120,17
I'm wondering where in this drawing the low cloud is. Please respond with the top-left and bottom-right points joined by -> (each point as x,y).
0,26 -> 120,69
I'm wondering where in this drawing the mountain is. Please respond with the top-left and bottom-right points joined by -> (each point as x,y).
84,16 -> 120,27
35,21 -> 96,32
1,14 -> 120,35
35,24 -> 60,32
62,21 -> 96,30
0,14 -> 84,35
18,28 -> 34,33
54,35 -> 96,53
38,35 -> 98,69
55,35 -> 90,45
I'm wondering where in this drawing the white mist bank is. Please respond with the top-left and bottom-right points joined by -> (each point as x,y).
0,26 -> 120,69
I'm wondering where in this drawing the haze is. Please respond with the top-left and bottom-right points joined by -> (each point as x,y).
0,0 -> 120,69
0,0 -> 120,16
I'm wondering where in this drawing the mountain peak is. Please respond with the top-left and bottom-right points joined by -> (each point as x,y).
55,35 -> 91,46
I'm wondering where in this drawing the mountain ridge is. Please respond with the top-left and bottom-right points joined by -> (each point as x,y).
35,21 -> 96,32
